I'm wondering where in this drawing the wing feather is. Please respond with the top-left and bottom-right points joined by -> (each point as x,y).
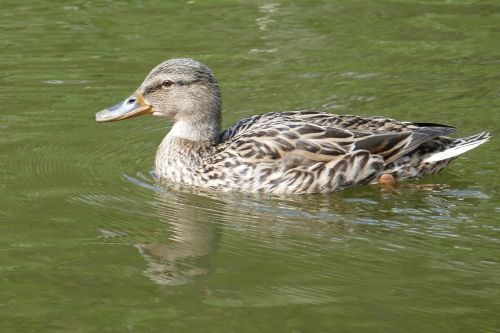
214,110 -> 461,192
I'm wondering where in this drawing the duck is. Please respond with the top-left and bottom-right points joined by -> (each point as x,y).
96,58 -> 491,194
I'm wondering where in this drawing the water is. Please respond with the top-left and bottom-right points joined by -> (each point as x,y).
1,0 -> 499,332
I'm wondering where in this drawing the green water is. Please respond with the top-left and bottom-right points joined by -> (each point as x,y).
1,0 -> 499,332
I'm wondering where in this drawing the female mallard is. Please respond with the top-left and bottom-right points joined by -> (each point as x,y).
96,58 -> 490,194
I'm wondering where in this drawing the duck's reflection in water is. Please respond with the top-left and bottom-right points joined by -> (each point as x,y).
128,175 -> 464,288
129,178 -> 361,286
133,185 -> 222,285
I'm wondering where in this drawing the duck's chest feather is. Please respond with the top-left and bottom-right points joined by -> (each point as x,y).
155,136 -> 212,186
154,135 -> 280,191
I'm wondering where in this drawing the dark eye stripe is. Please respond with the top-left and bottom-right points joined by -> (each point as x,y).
143,78 -> 202,95
143,85 -> 157,95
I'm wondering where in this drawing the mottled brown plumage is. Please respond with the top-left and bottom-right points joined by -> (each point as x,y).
96,58 -> 491,194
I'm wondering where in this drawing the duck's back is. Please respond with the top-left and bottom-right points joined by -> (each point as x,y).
198,111 -> 489,193
220,110 -> 454,141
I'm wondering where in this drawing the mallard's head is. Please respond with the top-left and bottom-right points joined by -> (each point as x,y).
96,58 -> 222,126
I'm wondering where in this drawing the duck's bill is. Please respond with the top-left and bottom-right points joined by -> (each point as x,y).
95,93 -> 153,122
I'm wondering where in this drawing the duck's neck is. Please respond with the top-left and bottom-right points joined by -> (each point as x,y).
167,118 -> 221,144
154,117 -> 221,182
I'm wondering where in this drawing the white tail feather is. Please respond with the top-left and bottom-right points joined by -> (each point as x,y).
424,132 -> 491,163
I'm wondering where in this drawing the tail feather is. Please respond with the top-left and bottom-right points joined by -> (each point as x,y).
424,132 -> 491,163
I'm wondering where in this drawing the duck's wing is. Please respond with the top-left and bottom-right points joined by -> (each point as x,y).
225,119 -> 454,164
220,111 -> 457,141
215,122 -> 386,193
213,113 -> 457,193
220,111 -> 344,142
220,111 -> 457,163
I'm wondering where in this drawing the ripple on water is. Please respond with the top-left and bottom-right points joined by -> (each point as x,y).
44,80 -> 89,85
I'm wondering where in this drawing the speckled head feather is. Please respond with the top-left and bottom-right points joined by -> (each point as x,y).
145,58 -> 218,86
139,58 -> 222,142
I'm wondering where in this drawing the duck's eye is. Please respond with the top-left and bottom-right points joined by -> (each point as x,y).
161,80 -> 174,89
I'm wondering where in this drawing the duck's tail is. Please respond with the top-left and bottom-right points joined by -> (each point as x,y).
423,132 -> 491,163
